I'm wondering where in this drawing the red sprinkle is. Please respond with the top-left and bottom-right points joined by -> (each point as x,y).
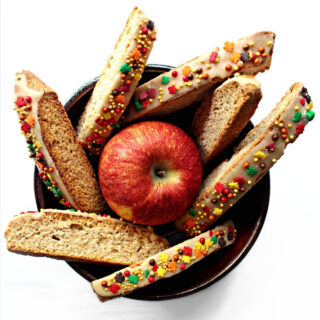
109,284 -> 120,294
37,152 -> 43,159
21,122 -> 31,133
97,137 -> 106,145
147,88 -> 156,99
252,52 -> 257,60
101,280 -> 108,287
124,270 -> 130,277
214,183 -> 224,194
233,176 -> 245,185
148,276 -> 155,283
204,206 -> 210,214
141,47 -> 148,54
209,230 -> 213,237
172,70 -> 178,77
141,100 -> 148,108
65,201 -> 70,206
199,237 -> 205,244
183,75 -> 189,82
223,188 -> 230,194
183,246 -> 192,256
221,197 -> 227,203
25,96 -> 32,103
141,27 -> 148,34
86,137 -> 93,142
16,97 -> 26,107
180,263 -> 186,270
139,91 -> 148,101
300,98 -> 305,106
152,265 -> 158,272
115,108 -> 121,114
92,133 -> 99,139
209,51 -> 218,63
168,85 -> 177,94
296,123 -> 305,134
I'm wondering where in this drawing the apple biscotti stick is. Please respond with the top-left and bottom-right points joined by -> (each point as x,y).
14,71 -> 106,213
192,76 -> 262,164
91,220 -> 236,301
76,6 -> 156,156
5,209 -> 169,265
124,31 -> 275,123
175,83 -> 314,237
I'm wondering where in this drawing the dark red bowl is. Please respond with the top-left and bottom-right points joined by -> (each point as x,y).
34,64 -> 270,300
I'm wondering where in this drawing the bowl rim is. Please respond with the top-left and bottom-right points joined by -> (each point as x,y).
34,63 -> 270,301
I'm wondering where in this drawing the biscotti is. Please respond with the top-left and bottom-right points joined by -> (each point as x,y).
124,31 -> 275,123
91,220 -> 236,301
14,71 -> 106,213
76,6 -> 156,156
4,209 -> 169,265
175,83 -> 314,236
192,76 -> 262,164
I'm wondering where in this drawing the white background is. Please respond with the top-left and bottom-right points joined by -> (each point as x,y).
1,0 -> 320,319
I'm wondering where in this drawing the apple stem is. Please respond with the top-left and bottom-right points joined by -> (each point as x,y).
155,170 -> 166,178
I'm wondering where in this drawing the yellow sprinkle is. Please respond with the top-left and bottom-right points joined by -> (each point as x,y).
233,65 -> 239,71
206,64 -> 211,70
214,208 -> 223,215
181,255 -> 191,264
267,41 -> 273,46
248,180 -> 252,185
254,151 -> 266,159
294,105 -> 299,111
197,79 -> 201,83
308,101 -> 313,109
288,123 -> 292,128
249,41 -> 254,47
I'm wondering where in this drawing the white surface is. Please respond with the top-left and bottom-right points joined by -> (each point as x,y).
1,0 -> 319,319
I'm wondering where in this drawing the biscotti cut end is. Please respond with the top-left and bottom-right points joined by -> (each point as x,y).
76,7 -> 156,156
5,210 -> 169,265
123,31 -> 275,123
14,70 -> 107,213
192,76 -> 262,164
176,82 -> 314,236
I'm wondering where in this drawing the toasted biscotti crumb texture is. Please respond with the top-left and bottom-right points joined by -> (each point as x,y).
21,71 -> 107,213
192,78 -> 262,164
5,210 -> 169,265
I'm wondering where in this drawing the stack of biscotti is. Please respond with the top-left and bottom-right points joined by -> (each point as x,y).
91,220 -> 236,301
123,31 -> 275,123
4,209 -> 169,265
192,76 -> 262,164
175,83 -> 314,237
76,6 -> 156,156
14,71 -> 106,213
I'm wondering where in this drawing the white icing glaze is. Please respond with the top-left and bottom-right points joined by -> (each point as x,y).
92,220 -> 235,299
175,83 -> 314,236
14,73 -> 77,208
124,31 -> 274,122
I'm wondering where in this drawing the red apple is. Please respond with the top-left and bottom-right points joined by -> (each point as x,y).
99,121 -> 202,225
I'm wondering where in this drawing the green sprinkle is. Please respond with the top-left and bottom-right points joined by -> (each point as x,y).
246,166 -> 257,177
144,269 -> 149,278
28,144 -> 35,152
52,187 -> 63,198
111,122 -> 120,129
292,112 -> 302,122
189,209 -> 197,217
120,63 -> 131,74
161,75 -> 170,84
70,208 -> 76,212
306,110 -> 315,121
135,101 -> 142,112
128,274 -> 139,284
211,236 -> 217,244
45,180 -> 52,186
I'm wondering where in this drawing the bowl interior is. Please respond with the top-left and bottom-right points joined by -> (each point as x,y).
34,64 -> 270,300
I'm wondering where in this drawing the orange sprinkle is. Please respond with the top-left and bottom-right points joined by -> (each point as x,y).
115,94 -> 125,104
242,161 -> 249,168
150,35 -> 156,41
194,249 -> 202,258
262,52 -> 268,58
26,115 -> 35,127
281,128 -> 287,134
182,65 -> 191,76
186,219 -> 196,227
120,74 -> 126,79
202,250 -> 208,256
36,162 -> 44,170
258,46 -> 265,53
225,64 -> 232,72
223,41 -> 234,52
230,52 -> 241,64
168,261 -> 178,272
131,48 -> 141,61
201,73 -> 209,79
254,58 -> 260,65
209,215 -> 214,221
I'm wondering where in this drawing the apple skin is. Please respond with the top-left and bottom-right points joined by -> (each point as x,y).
99,121 -> 202,225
